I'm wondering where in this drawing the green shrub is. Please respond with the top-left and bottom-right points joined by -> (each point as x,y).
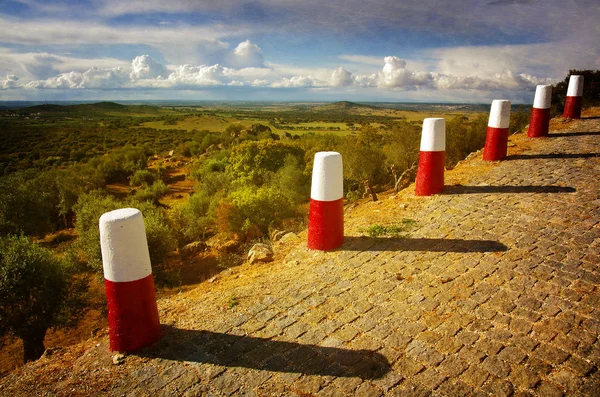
129,169 -> 157,187
223,186 -> 297,234
133,180 -> 169,204
171,190 -> 217,244
269,155 -> 310,204
227,140 -> 305,187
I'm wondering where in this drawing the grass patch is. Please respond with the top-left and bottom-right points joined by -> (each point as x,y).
358,219 -> 416,238
228,295 -> 239,309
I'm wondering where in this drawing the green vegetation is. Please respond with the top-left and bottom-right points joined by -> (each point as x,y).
358,219 -> 417,238
0,236 -> 87,362
228,295 -> 239,309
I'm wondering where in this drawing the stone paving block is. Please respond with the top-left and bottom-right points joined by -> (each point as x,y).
481,377 -> 514,397
532,343 -> 571,365
475,337 -> 504,355
459,365 -> 490,388
404,338 -> 445,366
536,381 -> 565,397
292,375 -> 327,394
315,384 -> 348,397
211,372 -> 242,396
355,382 -> 383,397
457,345 -> 487,365
482,356 -> 512,378
435,336 -> 464,354
436,378 -> 473,397
350,334 -> 383,351
414,367 -> 447,390
549,368 -> 584,394
497,345 -> 527,364
331,376 -> 362,394
437,355 -> 469,377
509,366 -> 541,389
388,380 -> 433,397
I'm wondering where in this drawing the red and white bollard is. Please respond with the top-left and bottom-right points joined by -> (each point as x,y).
563,75 -> 584,119
415,118 -> 445,196
483,100 -> 511,161
99,208 -> 161,352
307,152 -> 344,250
527,85 -> 552,138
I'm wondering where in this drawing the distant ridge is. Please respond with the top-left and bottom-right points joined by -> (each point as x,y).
22,101 -> 126,113
314,101 -> 377,111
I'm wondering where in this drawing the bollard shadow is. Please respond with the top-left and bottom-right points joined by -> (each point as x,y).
548,131 -> 600,137
341,236 -> 507,253
582,116 -> 600,120
138,326 -> 391,380
442,184 -> 576,194
506,153 -> 600,160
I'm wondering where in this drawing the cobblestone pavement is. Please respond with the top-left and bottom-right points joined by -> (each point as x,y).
5,117 -> 600,396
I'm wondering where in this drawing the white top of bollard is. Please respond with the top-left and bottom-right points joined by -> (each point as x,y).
533,85 -> 552,109
420,118 -> 445,152
567,75 -> 584,97
310,151 -> 343,201
99,208 -> 153,283
488,100 -> 511,129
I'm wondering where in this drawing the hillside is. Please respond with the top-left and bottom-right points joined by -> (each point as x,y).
314,101 -> 377,112
1,109 -> 600,396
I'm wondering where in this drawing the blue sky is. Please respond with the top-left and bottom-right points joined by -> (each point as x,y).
1,0 -> 599,103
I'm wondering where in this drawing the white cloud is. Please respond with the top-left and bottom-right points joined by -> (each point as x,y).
130,55 -> 169,80
271,76 -> 316,88
231,40 -> 264,68
26,67 -> 129,89
375,56 -> 433,89
165,64 -> 233,87
330,67 -> 354,87
1,75 -> 20,89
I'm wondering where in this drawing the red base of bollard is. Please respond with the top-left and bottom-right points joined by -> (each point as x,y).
307,198 -> 344,250
105,274 -> 161,352
563,96 -> 582,119
527,108 -> 550,138
483,127 -> 509,161
415,151 -> 445,196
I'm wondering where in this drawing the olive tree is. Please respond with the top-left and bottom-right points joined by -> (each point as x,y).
0,236 -> 87,362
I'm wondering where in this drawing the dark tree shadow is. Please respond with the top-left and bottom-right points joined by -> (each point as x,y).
340,236 -> 507,252
548,131 -> 600,137
506,153 -> 600,160
138,326 -> 391,380
442,185 -> 576,194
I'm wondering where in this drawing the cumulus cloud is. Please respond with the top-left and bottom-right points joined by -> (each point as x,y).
1,75 -> 20,89
130,55 -> 169,80
271,75 -> 316,88
330,67 -> 354,87
231,40 -> 264,68
376,56 -> 433,89
27,67 -> 129,89
165,64 -> 233,87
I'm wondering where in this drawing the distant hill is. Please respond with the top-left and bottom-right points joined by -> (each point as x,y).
14,102 -> 167,115
22,101 -> 126,113
314,101 -> 378,112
